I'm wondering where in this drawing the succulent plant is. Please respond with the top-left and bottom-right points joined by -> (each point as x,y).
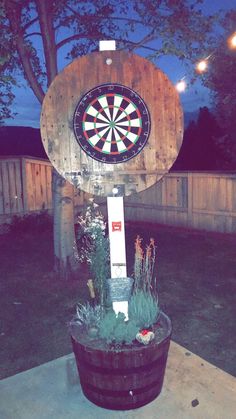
71,302 -> 103,330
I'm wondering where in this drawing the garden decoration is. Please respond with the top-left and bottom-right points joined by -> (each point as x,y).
70,230 -> 172,410
40,41 -> 183,410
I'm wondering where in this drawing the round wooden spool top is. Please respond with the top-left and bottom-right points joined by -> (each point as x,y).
40,51 -> 183,197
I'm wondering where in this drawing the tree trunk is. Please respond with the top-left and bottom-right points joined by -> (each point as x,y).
53,169 -> 80,280
5,1 -> 81,280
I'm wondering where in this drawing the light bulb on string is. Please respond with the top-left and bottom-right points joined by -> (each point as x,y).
196,59 -> 208,73
176,79 -> 187,93
175,29 -> 235,97
232,34 -> 236,47
228,32 -> 236,49
195,53 -> 213,74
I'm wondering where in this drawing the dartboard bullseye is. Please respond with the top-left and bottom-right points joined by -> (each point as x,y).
73,83 -> 151,164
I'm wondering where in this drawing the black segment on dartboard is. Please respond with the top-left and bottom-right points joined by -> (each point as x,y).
73,83 -> 151,164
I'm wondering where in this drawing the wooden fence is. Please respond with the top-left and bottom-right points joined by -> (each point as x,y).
124,172 -> 236,233
0,156 -> 236,233
0,156 -> 52,222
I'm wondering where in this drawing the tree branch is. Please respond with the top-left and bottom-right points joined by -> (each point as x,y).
24,32 -> 42,40
63,3 -> 171,29
56,33 -> 100,50
56,5 -> 160,55
127,29 -> 157,52
23,16 -> 39,32
56,33 -> 161,54
35,0 -> 58,85
117,38 -> 161,53
5,1 -> 45,104
65,4 -> 145,27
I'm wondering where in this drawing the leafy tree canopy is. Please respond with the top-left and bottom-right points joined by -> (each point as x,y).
0,3 -> 17,122
205,10 -> 236,119
203,10 -> 236,165
0,0 -> 221,123
173,106 -> 227,170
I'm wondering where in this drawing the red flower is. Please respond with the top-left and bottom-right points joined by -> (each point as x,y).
140,329 -> 149,336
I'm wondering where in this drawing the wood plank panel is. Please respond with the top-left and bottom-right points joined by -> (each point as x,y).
232,179 -> 236,211
1,161 -> 11,214
14,160 -> 24,212
34,163 -> 42,210
0,162 -> 4,214
45,165 -> 52,207
39,163 -> 47,210
193,176 -> 206,210
25,162 -> 36,211
217,177 -> 226,211
21,157 -> 28,211
179,176 -> 188,208
8,161 -> 17,212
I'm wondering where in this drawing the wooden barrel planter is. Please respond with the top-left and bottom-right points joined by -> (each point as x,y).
71,311 -> 171,410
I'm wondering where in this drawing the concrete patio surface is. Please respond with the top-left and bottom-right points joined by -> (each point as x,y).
0,341 -> 235,419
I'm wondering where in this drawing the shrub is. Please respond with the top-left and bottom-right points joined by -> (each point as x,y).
99,310 -> 139,345
10,211 -> 52,234
76,200 -> 110,307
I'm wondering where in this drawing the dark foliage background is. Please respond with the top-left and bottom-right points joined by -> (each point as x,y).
1,106 -> 235,171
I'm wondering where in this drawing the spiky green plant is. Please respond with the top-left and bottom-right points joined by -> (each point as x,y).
71,302 -> 103,329
128,290 -> 160,329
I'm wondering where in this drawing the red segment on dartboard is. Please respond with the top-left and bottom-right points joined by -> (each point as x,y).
73,83 -> 151,164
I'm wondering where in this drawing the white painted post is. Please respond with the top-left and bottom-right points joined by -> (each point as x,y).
99,40 -> 116,51
99,40 -> 128,318
107,194 -> 129,318
107,195 -> 127,278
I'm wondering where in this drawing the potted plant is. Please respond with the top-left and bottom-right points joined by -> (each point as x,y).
76,199 -> 110,309
70,202 -> 172,410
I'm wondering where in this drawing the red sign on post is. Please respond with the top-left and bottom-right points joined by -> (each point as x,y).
112,221 -> 122,232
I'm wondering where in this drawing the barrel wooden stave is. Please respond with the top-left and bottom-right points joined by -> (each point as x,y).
71,312 -> 171,410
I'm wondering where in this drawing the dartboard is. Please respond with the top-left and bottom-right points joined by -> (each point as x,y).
73,83 -> 151,164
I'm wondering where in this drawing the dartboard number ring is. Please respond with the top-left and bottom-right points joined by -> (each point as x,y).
73,83 -> 151,164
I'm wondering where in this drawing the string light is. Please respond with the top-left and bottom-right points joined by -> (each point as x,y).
195,53 -> 213,74
228,32 -> 236,49
175,31 -> 235,94
176,79 -> 187,93
196,59 -> 208,73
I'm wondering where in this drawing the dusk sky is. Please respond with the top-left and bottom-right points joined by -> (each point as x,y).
5,0 -> 236,128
